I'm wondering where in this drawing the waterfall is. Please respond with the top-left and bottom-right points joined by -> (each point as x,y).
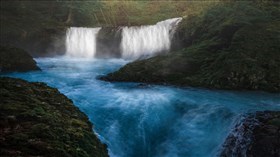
66,27 -> 101,58
121,17 -> 182,59
65,18 -> 182,59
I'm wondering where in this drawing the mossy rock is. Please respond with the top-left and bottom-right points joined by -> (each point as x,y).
0,77 -> 108,157
0,46 -> 41,73
102,2 -> 280,92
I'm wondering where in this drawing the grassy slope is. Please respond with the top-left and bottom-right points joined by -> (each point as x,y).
0,77 -> 108,157
103,2 -> 280,92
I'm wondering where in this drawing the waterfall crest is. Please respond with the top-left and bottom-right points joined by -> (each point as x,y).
66,27 -> 101,58
65,18 -> 182,59
121,17 -> 182,59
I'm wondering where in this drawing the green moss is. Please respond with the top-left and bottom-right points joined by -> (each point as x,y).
0,77 -> 108,157
103,2 -> 280,92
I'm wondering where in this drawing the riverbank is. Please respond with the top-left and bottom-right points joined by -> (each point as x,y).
3,57 -> 280,157
0,77 -> 108,157
101,2 -> 280,92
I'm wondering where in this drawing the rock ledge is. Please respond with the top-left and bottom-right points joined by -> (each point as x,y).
0,77 -> 108,157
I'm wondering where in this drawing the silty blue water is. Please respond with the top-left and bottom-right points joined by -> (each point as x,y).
5,57 -> 280,157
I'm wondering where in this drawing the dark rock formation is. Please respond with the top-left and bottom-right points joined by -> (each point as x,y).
220,111 -> 280,157
96,27 -> 122,58
1,28 -> 66,57
0,77 -> 109,157
27,28 -> 66,57
0,46 -> 41,73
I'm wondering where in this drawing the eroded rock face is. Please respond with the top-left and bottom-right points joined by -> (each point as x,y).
0,46 -> 40,73
96,27 -> 122,58
220,111 -> 280,157
0,77 -> 109,157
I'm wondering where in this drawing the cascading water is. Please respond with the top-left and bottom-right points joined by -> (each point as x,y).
65,18 -> 182,59
66,27 -> 101,58
121,17 -> 182,59
6,58 -> 280,157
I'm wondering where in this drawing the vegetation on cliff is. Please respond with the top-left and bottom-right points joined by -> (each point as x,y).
102,2 -> 280,92
0,46 -> 40,72
0,1 -> 216,56
0,77 -> 108,157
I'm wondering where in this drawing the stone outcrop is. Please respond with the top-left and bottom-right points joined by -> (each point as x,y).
0,46 -> 40,73
0,77 -> 109,157
220,111 -> 280,157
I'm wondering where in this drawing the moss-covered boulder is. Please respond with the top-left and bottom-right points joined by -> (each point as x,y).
0,46 -> 41,73
101,2 -> 280,92
220,111 -> 280,157
0,77 -> 108,157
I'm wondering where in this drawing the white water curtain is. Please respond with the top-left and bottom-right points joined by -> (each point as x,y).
65,18 -> 182,59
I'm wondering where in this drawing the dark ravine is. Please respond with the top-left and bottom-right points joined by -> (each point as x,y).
1,26 -> 66,57
24,28 -> 66,57
101,2 -> 280,92
0,46 -> 41,73
0,77 -> 109,157
220,111 -> 280,157
96,27 -> 122,58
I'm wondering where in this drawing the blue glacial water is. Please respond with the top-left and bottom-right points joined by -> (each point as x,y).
4,57 -> 280,157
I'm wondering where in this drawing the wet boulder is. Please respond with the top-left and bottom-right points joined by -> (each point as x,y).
220,111 -> 280,157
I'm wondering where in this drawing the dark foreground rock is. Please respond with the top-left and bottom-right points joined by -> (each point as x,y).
0,46 -> 40,73
101,2 -> 280,92
0,77 -> 108,157
220,111 -> 280,157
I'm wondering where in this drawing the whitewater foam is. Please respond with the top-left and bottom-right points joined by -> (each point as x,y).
121,17 -> 182,59
65,18 -> 182,59
66,27 -> 101,58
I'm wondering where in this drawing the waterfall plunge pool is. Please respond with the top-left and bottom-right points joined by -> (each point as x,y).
4,57 -> 280,157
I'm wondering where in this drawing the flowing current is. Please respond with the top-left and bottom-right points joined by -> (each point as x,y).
65,18 -> 182,59
5,57 -> 280,157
